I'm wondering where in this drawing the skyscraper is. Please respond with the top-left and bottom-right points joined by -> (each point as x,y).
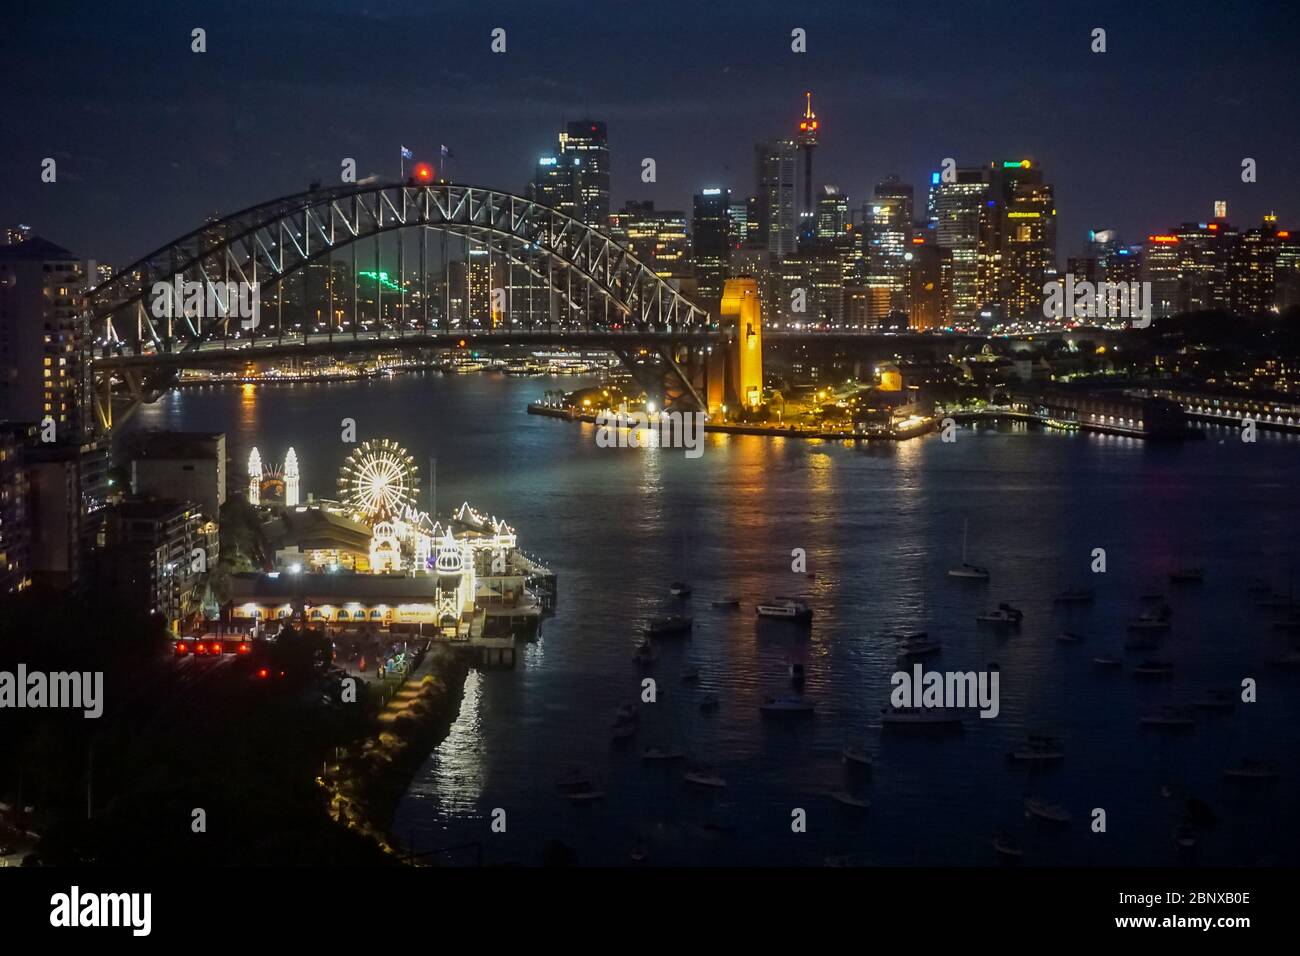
527,120 -> 610,228
930,167 -> 988,322
795,92 -> 819,245
865,176 -> 914,315
609,201 -> 692,283
0,234 -> 88,438
560,120 -> 609,227
984,160 -> 1056,322
692,188 -> 732,307
755,139 -> 797,257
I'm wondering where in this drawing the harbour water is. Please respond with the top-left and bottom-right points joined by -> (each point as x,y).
127,373 -> 1300,866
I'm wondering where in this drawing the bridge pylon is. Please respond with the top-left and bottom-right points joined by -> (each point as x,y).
710,277 -> 764,416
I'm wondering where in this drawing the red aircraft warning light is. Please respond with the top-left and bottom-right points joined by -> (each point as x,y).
413,162 -> 435,183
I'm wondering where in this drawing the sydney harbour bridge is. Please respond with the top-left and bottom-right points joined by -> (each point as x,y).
87,180 -> 987,430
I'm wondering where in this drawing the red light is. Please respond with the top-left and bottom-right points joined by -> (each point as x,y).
176,643 -> 188,653
1280,231 -> 1291,239
211,643 -> 223,654
413,162 -> 434,182
912,237 -> 925,244
457,338 -> 467,348
257,668 -> 269,679
1208,223 -> 1218,232
238,643 -> 250,654
279,671 -> 286,678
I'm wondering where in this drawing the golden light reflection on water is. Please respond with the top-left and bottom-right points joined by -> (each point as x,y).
426,668 -> 486,815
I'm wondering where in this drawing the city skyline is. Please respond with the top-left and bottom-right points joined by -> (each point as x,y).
3,0 -> 1297,267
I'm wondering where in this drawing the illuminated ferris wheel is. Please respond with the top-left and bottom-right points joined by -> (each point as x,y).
337,439 -> 418,519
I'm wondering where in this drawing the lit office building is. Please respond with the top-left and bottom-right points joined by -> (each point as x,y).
692,188 -> 732,307
609,201 -> 692,283
930,167 -> 989,322
865,176 -> 914,314
755,139 -> 798,257
558,120 -> 610,227
0,235 -> 89,438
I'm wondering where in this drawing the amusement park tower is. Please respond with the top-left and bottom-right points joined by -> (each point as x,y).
796,92 -> 819,243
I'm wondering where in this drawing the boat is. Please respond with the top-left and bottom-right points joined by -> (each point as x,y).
629,841 -> 648,863
681,666 -> 701,683
568,786 -> 605,803
449,359 -> 486,374
756,598 -> 813,623
1193,690 -> 1236,711
827,791 -> 870,810
880,706 -> 964,728
759,694 -> 815,716
1173,824 -> 1197,848
698,692 -> 719,711
669,581 -> 692,597
1056,631 -> 1084,644
645,614 -> 692,638
992,833 -> 1024,859
711,597 -> 741,609
632,640 -> 658,666
1008,736 -> 1064,763
1132,659 -> 1175,677
1025,799 -> 1072,825
683,767 -> 727,788
1092,656 -> 1123,667
1139,705 -> 1195,728
1128,605 -> 1173,632
948,519 -> 990,580
641,746 -> 685,761
976,603 -> 1023,627
1222,759 -> 1279,781
1170,567 -> 1203,584
842,745 -> 873,767
897,635 -> 942,659
1053,587 -> 1095,604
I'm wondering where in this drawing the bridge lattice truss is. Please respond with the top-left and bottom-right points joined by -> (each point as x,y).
90,181 -> 712,354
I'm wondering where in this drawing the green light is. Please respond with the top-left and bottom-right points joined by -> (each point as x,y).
1003,160 -> 1031,169
358,270 -> 404,292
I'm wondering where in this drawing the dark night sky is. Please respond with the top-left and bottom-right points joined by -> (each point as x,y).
2,0 -> 1298,268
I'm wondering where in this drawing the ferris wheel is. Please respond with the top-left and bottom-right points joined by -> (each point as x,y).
337,439 -> 418,519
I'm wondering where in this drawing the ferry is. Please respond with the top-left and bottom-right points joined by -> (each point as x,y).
756,598 -> 813,623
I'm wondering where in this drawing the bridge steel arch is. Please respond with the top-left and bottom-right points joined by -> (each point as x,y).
87,181 -> 720,426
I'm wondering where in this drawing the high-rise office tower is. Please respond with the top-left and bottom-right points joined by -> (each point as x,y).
692,188 -> 732,307
1231,215 -> 1281,316
904,232 -> 953,331
865,176 -> 914,315
816,186 -> 851,240
984,161 -> 1056,321
755,139 -> 797,257
560,120 -> 609,227
796,92 -> 819,245
527,120 -> 609,228
0,235 -> 88,438
609,201 -> 692,282
930,167 -> 989,322
728,199 -> 753,247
